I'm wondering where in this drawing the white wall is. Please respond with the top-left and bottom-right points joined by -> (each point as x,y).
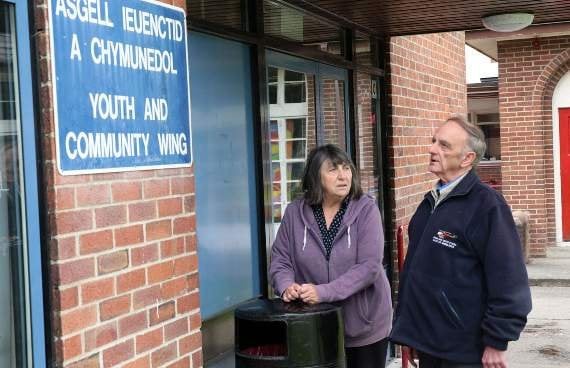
551,71 -> 570,245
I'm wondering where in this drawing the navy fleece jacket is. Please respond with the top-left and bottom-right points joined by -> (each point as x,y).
390,170 -> 532,363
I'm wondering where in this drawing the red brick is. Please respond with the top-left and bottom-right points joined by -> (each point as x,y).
56,209 -> 93,234
76,184 -> 111,206
122,355 -> 150,368
146,219 -> 172,241
67,354 -> 100,368
179,331 -> 202,355
95,205 -> 127,228
79,230 -> 113,255
176,292 -> 200,314
112,182 -> 142,202
85,322 -> 118,351
184,195 -> 195,213
136,327 -> 164,354
131,244 -> 159,266
173,215 -> 195,234
160,237 -> 185,258
61,334 -> 82,361
158,197 -> 183,217
60,306 -> 97,336
117,269 -> 146,293
173,254 -> 198,276
185,234 -> 197,252
164,317 -> 189,341
115,225 -> 144,246
102,339 -> 134,368
133,285 -> 162,310
56,286 -> 79,311
149,301 -> 175,326
50,236 -> 77,261
54,258 -> 95,285
171,177 -> 194,194
187,273 -> 199,291
148,260 -> 174,284
143,178 -> 170,198
100,294 -> 131,321
128,201 -> 157,222
192,350 -> 203,368
54,187 -> 75,210
151,341 -> 177,367
98,250 -> 129,275
166,356 -> 191,368
81,277 -> 115,304
119,311 -> 148,337
161,276 -> 188,300
189,313 -> 202,330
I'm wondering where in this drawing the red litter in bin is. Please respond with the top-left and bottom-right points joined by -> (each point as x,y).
241,344 -> 287,357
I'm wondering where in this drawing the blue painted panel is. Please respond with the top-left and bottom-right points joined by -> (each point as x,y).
189,32 -> 260,319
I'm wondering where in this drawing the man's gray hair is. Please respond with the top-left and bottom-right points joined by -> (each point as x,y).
446,114 -> 487,167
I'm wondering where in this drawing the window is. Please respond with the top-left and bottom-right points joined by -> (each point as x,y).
476,113 -> 501,161
355,31 -> 376,67
264,1 -> 344,57
270,118 -> 307,222
0,3 -> 36,366
188,0 -> 243,30
268,66 -> 314,226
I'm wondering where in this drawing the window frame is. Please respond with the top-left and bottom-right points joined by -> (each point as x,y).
4,1 -> 47,366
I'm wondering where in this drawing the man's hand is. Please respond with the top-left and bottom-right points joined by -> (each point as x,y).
282,283 -> 301,302
299,283 -> 320,304
482,346 -> 508,368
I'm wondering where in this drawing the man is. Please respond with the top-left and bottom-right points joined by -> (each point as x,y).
390,115 -> 532,368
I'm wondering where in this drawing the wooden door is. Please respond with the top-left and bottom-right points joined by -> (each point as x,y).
560,108 -> 570,241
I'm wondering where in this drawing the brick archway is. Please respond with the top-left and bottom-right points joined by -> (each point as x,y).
498,37 -> 570,256
532,49 -> 570,247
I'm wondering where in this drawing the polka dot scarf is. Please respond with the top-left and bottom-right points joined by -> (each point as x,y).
312,200 -> 349,260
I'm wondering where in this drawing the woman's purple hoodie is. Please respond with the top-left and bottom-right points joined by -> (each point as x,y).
269,194 -> 393,347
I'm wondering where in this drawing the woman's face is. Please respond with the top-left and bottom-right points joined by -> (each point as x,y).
319,159 -> 352,201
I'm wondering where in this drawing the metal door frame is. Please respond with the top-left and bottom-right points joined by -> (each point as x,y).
3,1 -> 47,366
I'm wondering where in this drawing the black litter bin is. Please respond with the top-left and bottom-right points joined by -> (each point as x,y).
235,298 -> 345,368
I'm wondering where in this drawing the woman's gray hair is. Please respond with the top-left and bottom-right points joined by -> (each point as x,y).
446,115 -> 487,167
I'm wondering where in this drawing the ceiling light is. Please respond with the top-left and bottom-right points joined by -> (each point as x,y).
481,13 -> 534,32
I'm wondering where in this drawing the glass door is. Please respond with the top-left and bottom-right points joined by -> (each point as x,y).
0,2 -> 46,367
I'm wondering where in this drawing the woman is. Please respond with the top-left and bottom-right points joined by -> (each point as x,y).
269,144 -> 393,368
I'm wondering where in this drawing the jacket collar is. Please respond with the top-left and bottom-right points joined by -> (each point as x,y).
425,169 -> 479,202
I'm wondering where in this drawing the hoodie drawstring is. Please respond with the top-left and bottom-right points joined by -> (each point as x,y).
347,225 -> 351,249
302,226 -> 307,251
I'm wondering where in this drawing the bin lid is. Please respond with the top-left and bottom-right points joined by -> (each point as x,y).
235,298 -> 340,321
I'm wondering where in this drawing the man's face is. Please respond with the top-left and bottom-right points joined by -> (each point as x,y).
428,120 -> 472,182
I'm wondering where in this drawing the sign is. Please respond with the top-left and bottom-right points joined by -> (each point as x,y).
48,0 -> 192,174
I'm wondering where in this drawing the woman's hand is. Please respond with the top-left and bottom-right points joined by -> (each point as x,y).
299,283 -> 320,304
282,283 -> 301,302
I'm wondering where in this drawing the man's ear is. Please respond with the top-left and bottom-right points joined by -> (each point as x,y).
461,151 -> 476,168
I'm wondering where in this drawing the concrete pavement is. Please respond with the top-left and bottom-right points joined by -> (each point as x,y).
509,246 -> 570,367
388,246 -> 570,368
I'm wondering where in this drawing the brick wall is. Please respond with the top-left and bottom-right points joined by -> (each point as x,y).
356,72 -> 378,194
321,79 -> 347,149
33,1 -> 202,367
476,163 -> 502,192
386,32 -> 467,281
498,35 -> 570,256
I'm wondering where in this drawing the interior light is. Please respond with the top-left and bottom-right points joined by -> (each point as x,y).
481,13 -> 534,32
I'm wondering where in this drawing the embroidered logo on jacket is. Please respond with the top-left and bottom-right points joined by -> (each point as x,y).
432,230 -> 458,249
